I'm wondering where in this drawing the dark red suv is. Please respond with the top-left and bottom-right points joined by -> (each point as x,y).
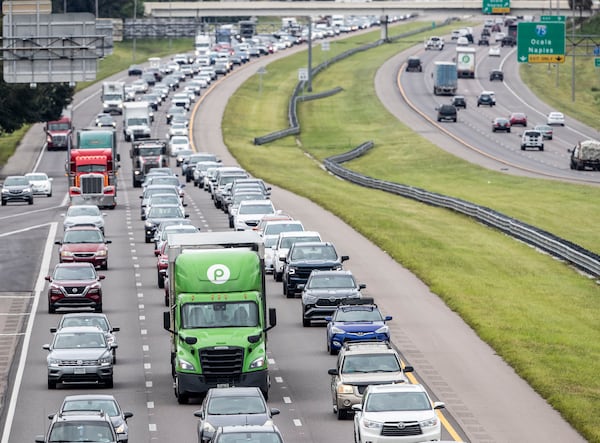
55,226 -> 111,270
45,263 -> 105,313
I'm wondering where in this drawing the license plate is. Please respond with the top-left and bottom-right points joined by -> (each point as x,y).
74,368 -> 86,375
216,383 -> 230,388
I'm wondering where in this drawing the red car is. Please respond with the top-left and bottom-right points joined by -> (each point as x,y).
156,241 -> 169,290
45,263 -> 105,313
509,112 -> 527,126
55,226 -> 111,270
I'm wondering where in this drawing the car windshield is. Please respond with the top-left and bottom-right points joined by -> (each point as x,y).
218,433 -> 282,443
264,236 -> 278,248
207,395 -> 266,415
147,206 -> 183,218
181,302 -> 259,329
67,206 -> 100,217
364,392 -> 430,412
161,226 -> 197,240
171,138 -> 188,145
54,332 -> 106,349
280,236 -> 320,249
26,174 -> 47,181
62,399 -> 119,417
149,177 -> 180,187
4,177 -> 29,186
307,274 -> 355,289
63,230 -> 104,244
335,308 -> 383,322
49,422 -> 114,442
341,354 -> 400,374
291,245 -> 336,260
150,195 -> 180,205
145,188 -> 178,198
233,194 -> 264,205
53,266 -> 96,280
238,204 -> 274,215
61,316 -> 108,331
264,223 -> 303,236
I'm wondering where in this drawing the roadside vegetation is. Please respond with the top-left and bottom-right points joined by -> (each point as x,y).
223,21 -> 600,442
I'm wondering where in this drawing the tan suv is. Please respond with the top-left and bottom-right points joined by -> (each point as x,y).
326,341 -> 414,419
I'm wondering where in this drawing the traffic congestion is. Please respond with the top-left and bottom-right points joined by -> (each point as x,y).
0,11 -> 595,443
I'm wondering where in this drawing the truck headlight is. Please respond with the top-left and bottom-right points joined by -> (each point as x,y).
361,417 -> 383,430
145,222 -> 154,229
249,356 -> 265,369
99,355 -> 112,366
178,358 -> 195,371
375,325 -> 389,334
303,294 -> 318,304
202,422 -> 216,433
331,326 -> 345,334
48,358 -> 60,367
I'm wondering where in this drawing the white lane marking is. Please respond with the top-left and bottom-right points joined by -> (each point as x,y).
139,315 -> 146,321
268,358 -> 275,364
143,345 -> 150,352
1,222 -> 57,443
275,377 -> 283,383
283,397 -> 292,404
144,363 -> 151,370
141,329 -> 147,335
146,381 -> 153,388
149,424 -> 157,432
147,401 -> 155,409
0,206 -> 66,223
293,419 -> 302,427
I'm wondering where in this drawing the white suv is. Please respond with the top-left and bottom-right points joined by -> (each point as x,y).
353,384 -> 445,443
521,130 -> 544,151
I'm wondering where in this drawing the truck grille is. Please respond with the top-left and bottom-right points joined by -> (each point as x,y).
296,265 -> 336,280
52,135 -> 67,146
381,422 -> 422,437
199,347 -> 244,375
81,175 -> 103,194
63,286 -> 88,295
143,162 -> 159,173
316,298 -> 345,307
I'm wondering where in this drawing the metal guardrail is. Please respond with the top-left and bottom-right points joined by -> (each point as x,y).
324,142 -> 600,278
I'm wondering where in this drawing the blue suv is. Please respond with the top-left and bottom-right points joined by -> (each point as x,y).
325,299 -> 392,354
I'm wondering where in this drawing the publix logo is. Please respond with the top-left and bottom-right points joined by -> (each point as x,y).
461,54 -> 471,63
207,264 -> 230,284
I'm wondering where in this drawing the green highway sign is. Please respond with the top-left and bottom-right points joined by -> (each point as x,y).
482,0 -> 510,14
540,15 -> 566,22
595,58 -> 600,67
517,22 -> 566,63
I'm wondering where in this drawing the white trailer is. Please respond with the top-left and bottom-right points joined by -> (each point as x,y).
101,81 -> 125,115
123,102 -> 151,142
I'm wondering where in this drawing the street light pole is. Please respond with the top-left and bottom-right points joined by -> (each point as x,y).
571,0 -> 576,101
133,0 -> 137,63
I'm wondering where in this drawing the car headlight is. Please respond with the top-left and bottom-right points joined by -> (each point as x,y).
202,422 -> 216,433
249,356 -> 265,369
60,250 -> 73,257
145,221 -> 154,228
375,325 -> 389,334
1,189 -> 8,194
333,264 -> 343,271
99,355 -> 112,366
420,416 -> 439,428
303,294 -> 318,304
48,358 -> 60,367
337,384 -> 354,394
331,325 -> 345,334
96,249 -> 107,257
114,423 -> 126,434
361,417 -> 383,430
178,358 -> 195,371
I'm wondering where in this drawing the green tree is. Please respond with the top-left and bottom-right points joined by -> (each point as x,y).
568,0 -> 594,13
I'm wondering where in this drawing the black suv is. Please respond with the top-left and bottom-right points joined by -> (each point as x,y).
300,270 -> 365,326
282,242 -> 349,298
489,69 -> 504,81
501,36 -> 516,47
405,56 -> 422,72
478,35 -> 490,46
436,104 -> 457,122
451,95 -> 467,109
477,93 -> 495,107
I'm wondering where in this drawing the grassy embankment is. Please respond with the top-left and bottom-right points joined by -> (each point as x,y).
223,22 -> 600,442
0,38 -> 192,164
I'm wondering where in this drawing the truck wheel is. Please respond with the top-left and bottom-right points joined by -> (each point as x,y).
337,408 -> 348,420
105,377 -> 113,388
47,379 -> 56,389
540,145 -> 544,151
275,271 -> 282,282
1,200 -> 5,206
521,145 -> 525,150
175,377 -> 189,404
48,301 -> 56,314
302,317 -> 311,327
95,304 -> 103,313
28,198 -> 34,205
158,272 -> 164,288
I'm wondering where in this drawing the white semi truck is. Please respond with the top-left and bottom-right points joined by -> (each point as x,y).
101,81 -> 125,115
123,102 -> 151,142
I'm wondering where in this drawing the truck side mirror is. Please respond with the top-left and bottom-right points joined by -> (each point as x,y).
117,153 -> 121,162
328,368 -> 338,375
163,311 -> 171,331
268,308 -> 277,328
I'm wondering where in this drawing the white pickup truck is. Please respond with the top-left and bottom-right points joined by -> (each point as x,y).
425,36 -> 445,50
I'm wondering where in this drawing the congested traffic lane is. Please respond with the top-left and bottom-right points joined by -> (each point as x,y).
396,27 -> 600,184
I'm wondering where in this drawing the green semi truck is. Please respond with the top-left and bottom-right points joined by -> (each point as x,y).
163,231 -> 277,403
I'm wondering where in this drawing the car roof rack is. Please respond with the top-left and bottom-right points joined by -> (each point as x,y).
342,340 -> 392,350
338,297 -> 376,306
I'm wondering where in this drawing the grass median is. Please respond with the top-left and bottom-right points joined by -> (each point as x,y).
224,21 -> 600,442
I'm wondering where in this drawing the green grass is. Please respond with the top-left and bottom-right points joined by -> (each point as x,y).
0,125 -> 30,166
223,21 -> 600,442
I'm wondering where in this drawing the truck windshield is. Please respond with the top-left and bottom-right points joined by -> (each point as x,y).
128,118 -> 148,125
48,123 -> 70,131
140,147 -> 163,156
181,301 -> 259,328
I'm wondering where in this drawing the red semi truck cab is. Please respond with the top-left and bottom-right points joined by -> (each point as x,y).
45,117 -> 73,150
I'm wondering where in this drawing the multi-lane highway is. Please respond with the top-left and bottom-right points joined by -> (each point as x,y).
1,21 -> 589,443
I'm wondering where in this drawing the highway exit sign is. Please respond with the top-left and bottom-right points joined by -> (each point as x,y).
517,22 -> 566,63
482,0 -> 510,14
540,15 -> 566,22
